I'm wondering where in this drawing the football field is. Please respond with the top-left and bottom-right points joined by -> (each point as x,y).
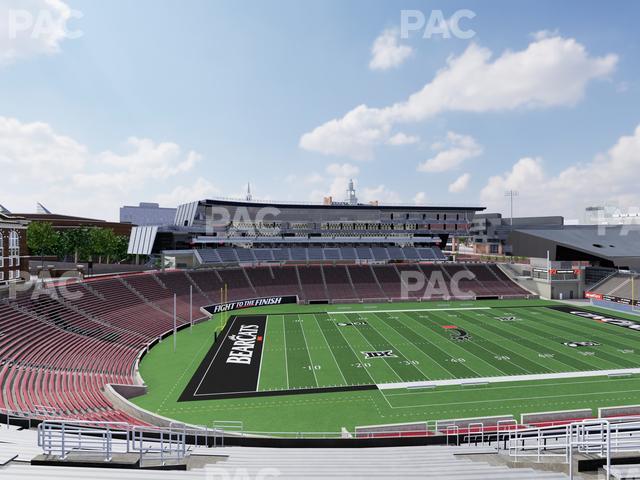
134,300 -> 640,433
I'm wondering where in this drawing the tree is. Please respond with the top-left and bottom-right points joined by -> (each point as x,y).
109,234 -> 130,263
63,227 -> 92,263
89,228 -> 113,263
26,222 -> 58,256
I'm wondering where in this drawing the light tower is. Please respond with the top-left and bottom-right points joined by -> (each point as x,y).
505,190 -> 519,227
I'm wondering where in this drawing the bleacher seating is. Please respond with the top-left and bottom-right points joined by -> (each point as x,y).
0,262 -> 529,425
1,441 -> 571,479
322,266 -> 357,299
347,265 -> 385,299
587,271 -> 640,301
371,247 -> 389,261
195,246 -> 447,264
235,248 -> 256,263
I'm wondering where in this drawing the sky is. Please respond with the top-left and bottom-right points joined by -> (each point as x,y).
0,0 -> 639,221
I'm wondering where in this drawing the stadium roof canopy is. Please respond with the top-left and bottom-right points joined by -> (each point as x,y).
509,225 -> 640,269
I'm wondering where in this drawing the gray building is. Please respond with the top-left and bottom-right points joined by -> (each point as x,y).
509,225 -> 640,270
470,213 -> 564,255
120,202 -> 177,226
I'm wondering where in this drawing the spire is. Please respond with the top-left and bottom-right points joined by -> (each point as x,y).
346,179 -> 358,205
246,182 -> 253,201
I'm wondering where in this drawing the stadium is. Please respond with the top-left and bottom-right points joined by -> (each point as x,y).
3,188 -> 640,479
3,1 -> 640,479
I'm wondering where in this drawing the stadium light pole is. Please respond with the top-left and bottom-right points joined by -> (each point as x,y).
505,190 -> 519,227
173,293 -> 177,352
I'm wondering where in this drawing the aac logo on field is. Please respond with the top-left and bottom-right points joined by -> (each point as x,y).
563,341 -> 601,348
363,350 -> 397,359
496,316 -> 520,322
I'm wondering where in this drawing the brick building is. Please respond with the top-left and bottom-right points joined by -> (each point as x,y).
0,213 -> 28,286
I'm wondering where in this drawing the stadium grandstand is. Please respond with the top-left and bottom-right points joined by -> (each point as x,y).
127,182 -> 484,262
2,188 -> 640,478
586,270 -> 640,314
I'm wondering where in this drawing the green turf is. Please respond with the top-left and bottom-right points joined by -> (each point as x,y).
132,299 -> 640,433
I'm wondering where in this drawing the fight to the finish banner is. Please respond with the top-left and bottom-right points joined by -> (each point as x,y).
201,295 -> 298,316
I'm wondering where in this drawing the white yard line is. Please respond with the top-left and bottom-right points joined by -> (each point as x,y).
312,314 -> 348,386
256,316 -> 267,392
383,376 -> 635,397
332,313 -> 378,385
367,312 -> 433,380
193,316 -> 239,396
377,367 -> 640,390
344,313 -> 405,384
298,314 -> 320,387
327,307 -> 491,315
380,387 -> 640,411
282,315 -> 290,390
396,311 -> 486,379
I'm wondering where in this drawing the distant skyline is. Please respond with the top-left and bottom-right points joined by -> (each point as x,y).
1,0 -> 639,221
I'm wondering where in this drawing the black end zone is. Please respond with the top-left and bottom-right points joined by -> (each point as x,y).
180,314 -> 379,402
179,315 -> 267,401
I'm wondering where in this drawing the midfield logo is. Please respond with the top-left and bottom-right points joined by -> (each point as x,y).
563,341 -> 601,348
226,324 -> 261,365
496,316 -> 520,322
363,350 -> 397,359
337,321 -> 368,327
442,325 -> 471,341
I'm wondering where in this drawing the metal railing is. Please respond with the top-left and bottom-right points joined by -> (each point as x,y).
2,408 -> 33,429
38,421 -> 130,461
131,424 -> 187,467
37,420 -> 190,466
506,418 -> 640,479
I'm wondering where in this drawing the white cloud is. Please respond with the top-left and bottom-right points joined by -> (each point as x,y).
386,132 -> 420,146
301,34 -> 617,160
413,191 -> 428,205
418,132 -> 482,172
0,116 -> 86,183
0,116 -> 203,220
480,157 -> 544,206
154,178 -> 220,206
480,124 -> 640,217
360,184 -> 400,204
326,162 -> 359,178
307,163 -> 398,204
369,28 -> 413,71
448,173 -> 471,193
0,0 -> 77,66
285,172 -> 324,185
74,137 -> 201,190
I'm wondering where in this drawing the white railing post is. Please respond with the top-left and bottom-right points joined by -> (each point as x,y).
61,422 -> 66,460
